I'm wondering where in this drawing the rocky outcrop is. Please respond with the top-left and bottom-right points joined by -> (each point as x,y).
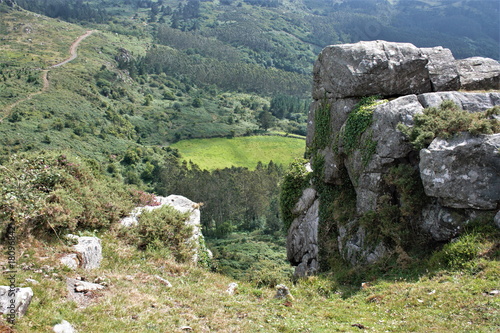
288,40 -> 500,275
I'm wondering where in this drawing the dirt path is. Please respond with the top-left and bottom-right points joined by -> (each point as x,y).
1,30 -> 96,120
51,30 -> 95,68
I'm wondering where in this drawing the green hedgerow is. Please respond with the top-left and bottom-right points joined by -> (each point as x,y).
398,101 -> 499,150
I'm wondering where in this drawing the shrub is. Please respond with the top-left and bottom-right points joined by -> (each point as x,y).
128,205 -> 195,262
429,232 -> 482,271
398,102 -> 499,150
0,152 -> 134,238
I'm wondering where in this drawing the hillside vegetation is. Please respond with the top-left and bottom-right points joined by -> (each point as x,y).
0,0 -> 499,331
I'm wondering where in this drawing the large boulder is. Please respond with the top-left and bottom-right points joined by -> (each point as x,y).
457,57 -> 500,91
313,40 -> 432,99
420,133 -> 500,210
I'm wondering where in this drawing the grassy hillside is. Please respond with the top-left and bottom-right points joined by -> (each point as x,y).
1,225 -> 499,332
170,135 -> 305,170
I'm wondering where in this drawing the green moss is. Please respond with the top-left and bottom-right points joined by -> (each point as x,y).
342,96 -> 385,156
398,101 -> 500,150
311,98 -> 331,151
279,158 -> 311,231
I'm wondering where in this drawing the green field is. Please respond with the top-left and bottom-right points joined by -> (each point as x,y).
170,135 -> 305,170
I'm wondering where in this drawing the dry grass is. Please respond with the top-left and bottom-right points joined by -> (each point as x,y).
1,229 -> 499,332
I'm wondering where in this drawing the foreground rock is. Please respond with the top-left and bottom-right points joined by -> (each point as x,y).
53,320 -> 76,333
0,286 -> 33,318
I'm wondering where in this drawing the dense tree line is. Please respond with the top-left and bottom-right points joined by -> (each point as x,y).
16,0 -> 109,23
121,45 -> 310,96
269,95 -> 309,120
152,157 -> 284,237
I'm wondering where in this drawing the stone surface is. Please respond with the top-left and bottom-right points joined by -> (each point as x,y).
154,275 -> 172,288
53,320 -> 75,333
417,91 -> 500,112
225,283 -> 238,295
338,222 -> 389,266
0,286 -> 33,318
60,253 -> 79,270
421,203 -> 468,241
421,46 -> 460,91
420,133 -> 500,210
70,235 -> 102,270
274,284 -> 293,300
495,211 -> 500,229
313,40 -> 434,99
457,57 -> 500,91
287,188 -> 319,277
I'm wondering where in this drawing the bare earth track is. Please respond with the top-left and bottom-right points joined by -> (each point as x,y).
1,30 -> 96,120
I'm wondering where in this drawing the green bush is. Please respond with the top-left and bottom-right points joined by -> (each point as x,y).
398,102 -> 499,150
128,205 -> 195,262
0,152 -> 134,238
429,233 -> 482,271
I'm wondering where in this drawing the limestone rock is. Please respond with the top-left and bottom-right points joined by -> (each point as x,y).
421,203 -> 468,241
225,282 -> 238,295
287,188 -> 319,277
154,275 -> 172,288
274,284 -> 293,300
70,236 -> 102,270
417,91 -> 500,112
313,40 -> 432,99
291,40 -> 500,270
338,221 -> 389,266
74,280 -> 105,293
421,46 -> 460,91
457,57 -> 500,91
53,320 -> 75,333
0,286 -> 33,318
420,133 -> 500,210
60,253 -> 79,270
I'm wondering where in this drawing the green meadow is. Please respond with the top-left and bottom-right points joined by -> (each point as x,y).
170,135 -> 306,170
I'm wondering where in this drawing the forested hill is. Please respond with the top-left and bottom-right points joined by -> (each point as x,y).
13,0 -> 500,70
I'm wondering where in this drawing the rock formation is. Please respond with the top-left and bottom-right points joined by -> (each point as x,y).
288,40 -> 499,276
